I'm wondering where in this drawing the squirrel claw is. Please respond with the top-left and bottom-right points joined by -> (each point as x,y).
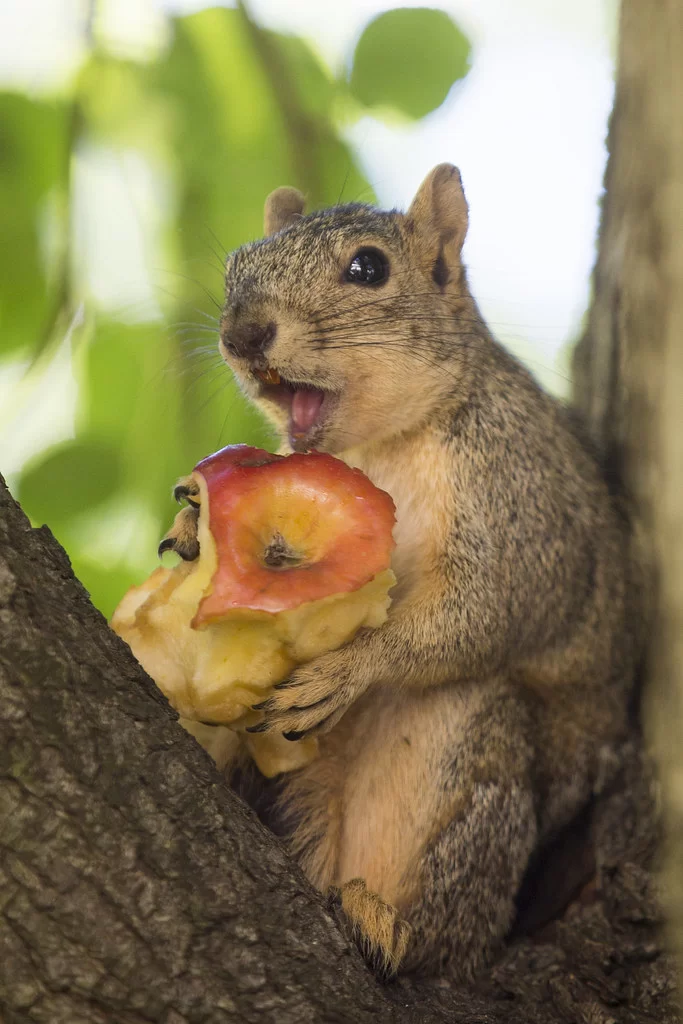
245,721 -> 269,734
252,651 -> 367,736
283,729 -> 306,742
250,698 -> 273,711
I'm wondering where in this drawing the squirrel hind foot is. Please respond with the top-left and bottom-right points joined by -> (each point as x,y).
328,877 -> 411,981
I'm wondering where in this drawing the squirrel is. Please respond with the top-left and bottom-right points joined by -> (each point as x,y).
170,164 -> 641,981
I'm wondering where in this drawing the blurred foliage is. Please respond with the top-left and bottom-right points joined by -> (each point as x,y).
0,94 -> 71,358
350,8 -> 471,119
0,3 -> 470,618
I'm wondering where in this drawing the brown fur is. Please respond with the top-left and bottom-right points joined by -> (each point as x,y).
195,164 -> 641,980
329,878 -> 411,979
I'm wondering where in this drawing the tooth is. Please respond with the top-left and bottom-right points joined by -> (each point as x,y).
257,368 -> 280,385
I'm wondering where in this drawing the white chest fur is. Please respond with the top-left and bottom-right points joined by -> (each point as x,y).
342,434 -> 453,602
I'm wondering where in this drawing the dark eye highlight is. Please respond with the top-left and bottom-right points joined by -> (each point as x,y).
344,247 -> 389,286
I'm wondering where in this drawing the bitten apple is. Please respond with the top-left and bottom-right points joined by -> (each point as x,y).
111,445 -> 396,776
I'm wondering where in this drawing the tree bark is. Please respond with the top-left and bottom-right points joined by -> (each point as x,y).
573,0 -> 683,1003
1,0 -> 682,1019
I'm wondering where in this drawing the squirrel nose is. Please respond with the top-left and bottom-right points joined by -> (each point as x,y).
222,321 -> 276,361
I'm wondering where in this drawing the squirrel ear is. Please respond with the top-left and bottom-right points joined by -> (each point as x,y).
264,187 -> 306,236
406,164 -> 468,258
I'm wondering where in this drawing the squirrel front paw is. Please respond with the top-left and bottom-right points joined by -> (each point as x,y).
247,648 -> 369,738
328,878 -> 411,980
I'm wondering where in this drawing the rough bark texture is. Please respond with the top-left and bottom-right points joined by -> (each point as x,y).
573,0 -> 683,1000
0,474 -> 678,1024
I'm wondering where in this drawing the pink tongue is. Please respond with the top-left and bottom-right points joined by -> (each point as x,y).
291,389 -> 324,433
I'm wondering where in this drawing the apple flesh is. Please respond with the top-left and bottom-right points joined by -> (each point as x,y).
111,445 -> 396,776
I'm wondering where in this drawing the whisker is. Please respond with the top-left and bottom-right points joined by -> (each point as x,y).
160,270 -> 224,314
312,335 -> 473,386
173,343 -> 220,359
203,223 -> 229,262
314,333 -> 571,387
314,290 -> 468,325
195,375 -> 234,417
309,319 -> 573,376
170,326 -> 219,339
179,255 -> 226,281
152,290 -> 221,330
153,346 -> 223,382
317,313 -> 483,334
335,158 -> 354,206
164,303 -> 219,328
312,283 -> 569,338
156,353 -> 225,391
215,382 -> 249,448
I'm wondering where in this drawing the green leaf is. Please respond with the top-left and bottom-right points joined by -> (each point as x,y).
0,93 -> 70,357
349,8 -> 471,120
17,439 -> 123,529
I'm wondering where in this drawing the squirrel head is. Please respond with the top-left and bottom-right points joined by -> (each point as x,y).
220,164 -> 477,454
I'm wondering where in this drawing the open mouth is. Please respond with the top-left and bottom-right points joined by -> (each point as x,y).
253,367 -> 336,451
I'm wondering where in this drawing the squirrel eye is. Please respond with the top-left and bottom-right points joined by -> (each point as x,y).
345,247 -> 388,286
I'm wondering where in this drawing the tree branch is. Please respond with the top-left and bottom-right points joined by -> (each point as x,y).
0,476 -> 398,1023
0,472 -> 677,1022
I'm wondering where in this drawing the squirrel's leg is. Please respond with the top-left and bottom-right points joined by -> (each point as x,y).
400,681 -> 614,978
399,682 -> 539,979
401,768 -> 537,979
283,679 -> 546,981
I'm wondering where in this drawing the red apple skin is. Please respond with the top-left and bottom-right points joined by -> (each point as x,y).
193,445 -> 396,623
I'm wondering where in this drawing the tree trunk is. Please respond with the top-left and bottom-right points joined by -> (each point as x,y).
1,0 -> 682,1020
573,0 -> 683,1004
0,473 -> 676,1023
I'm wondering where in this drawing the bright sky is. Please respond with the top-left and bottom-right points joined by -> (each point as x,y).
0,0 -> 617,476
